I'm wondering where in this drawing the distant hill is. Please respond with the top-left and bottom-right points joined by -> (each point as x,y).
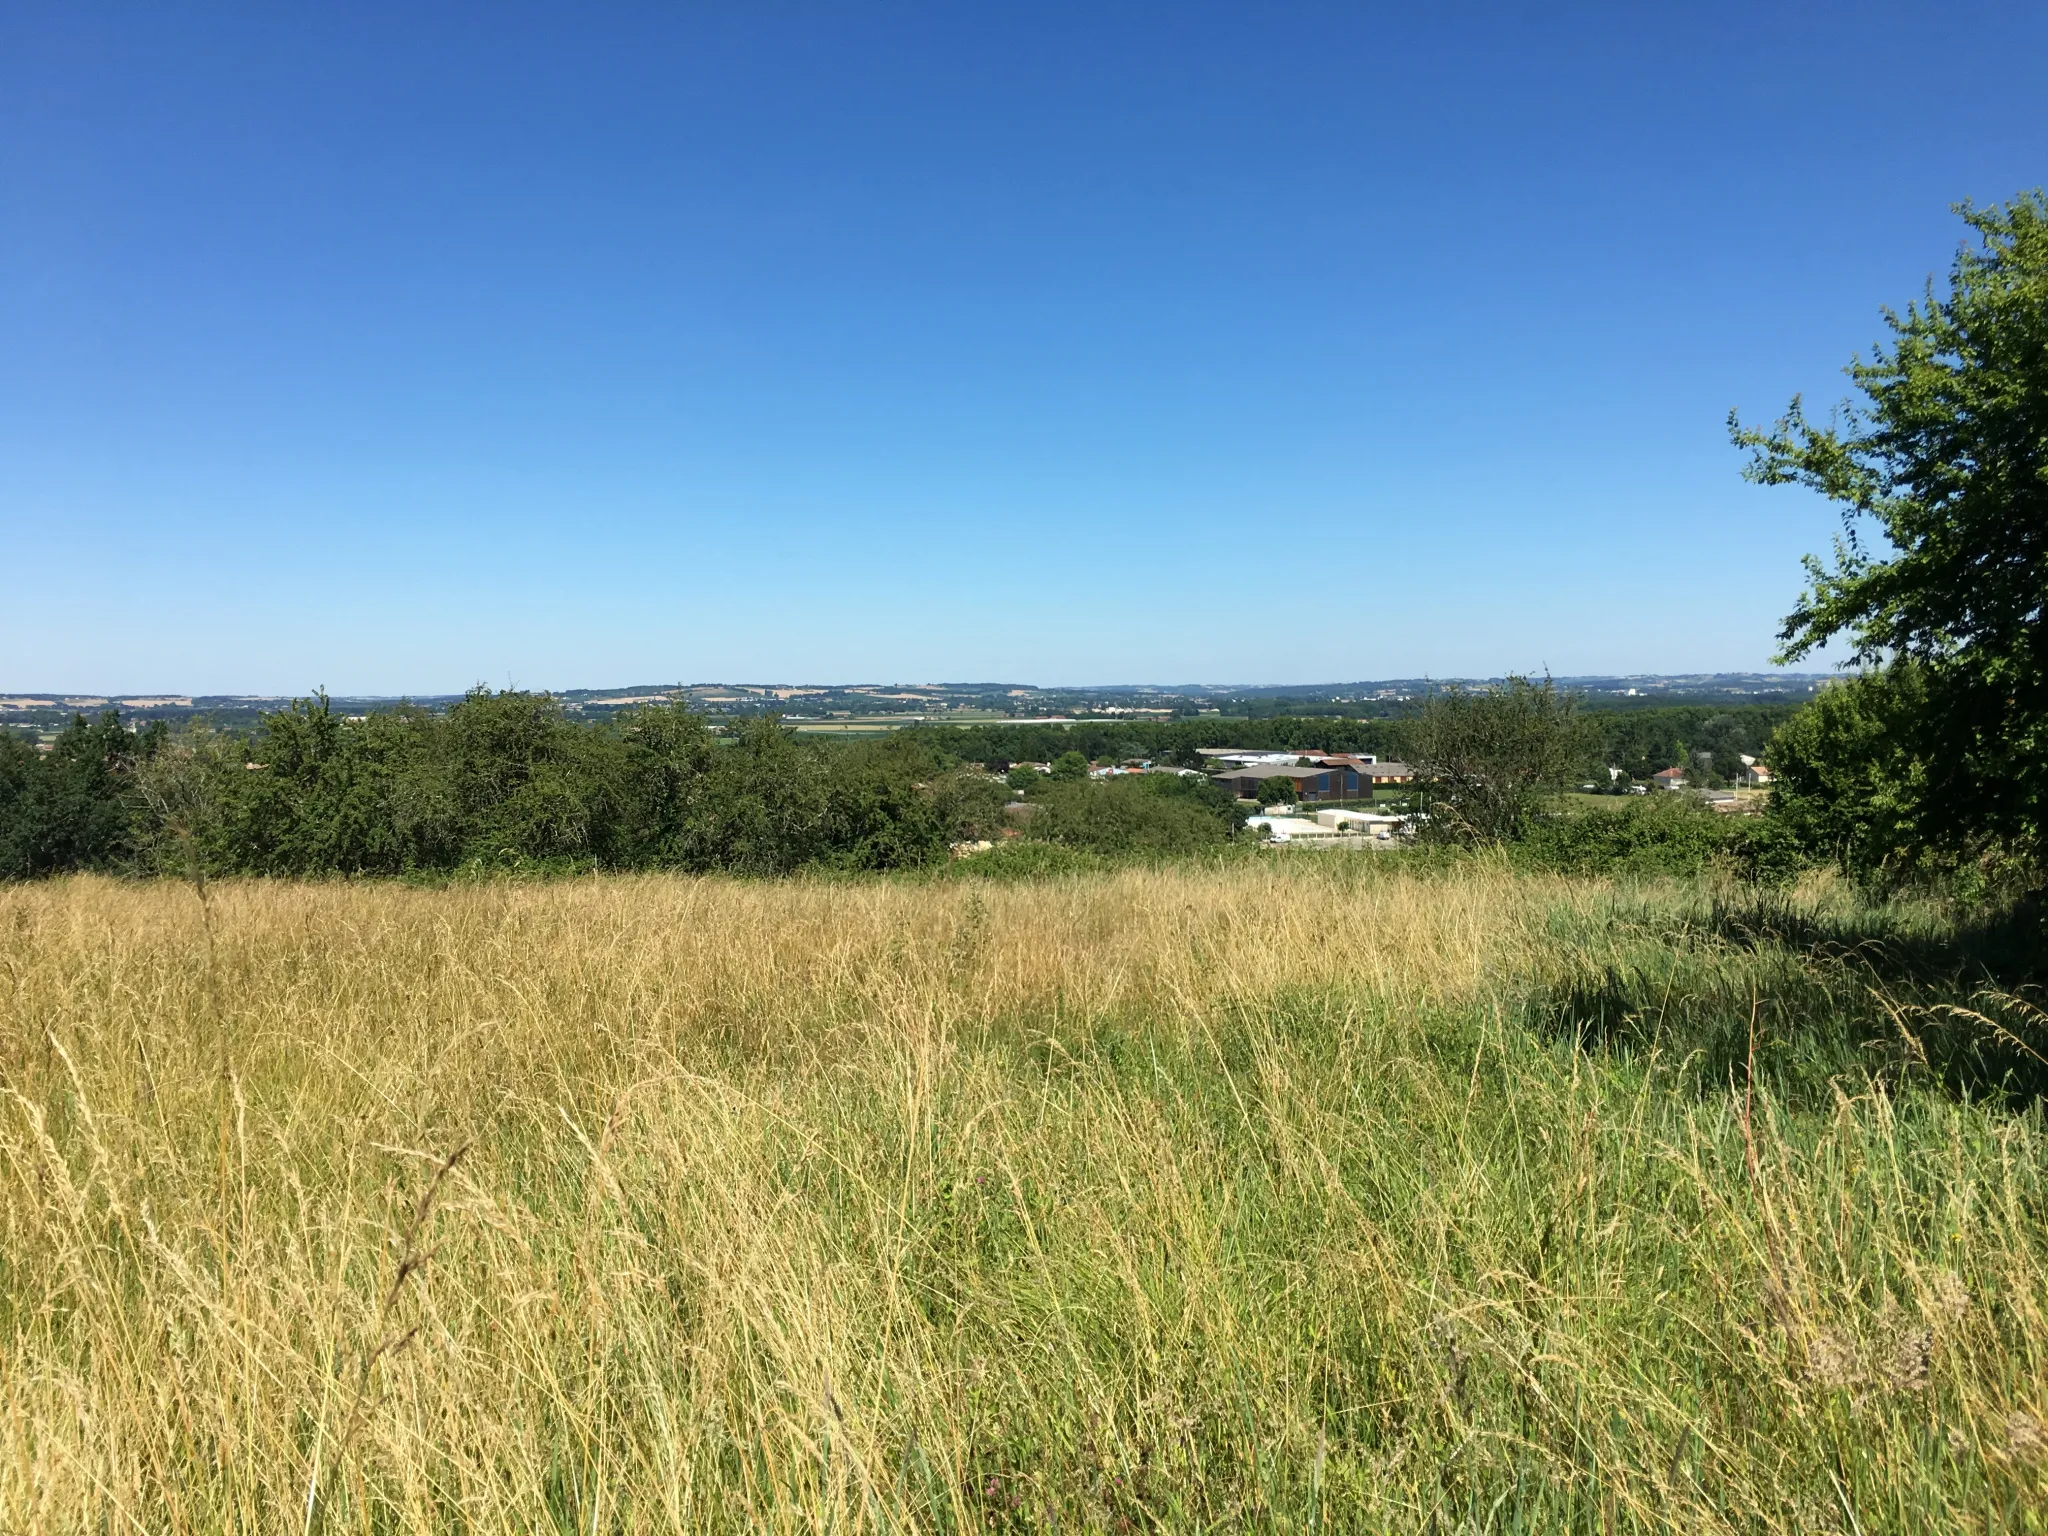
0,673 -> 1839,739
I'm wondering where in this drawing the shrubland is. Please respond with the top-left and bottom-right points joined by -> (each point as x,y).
0,694 -> 1256,882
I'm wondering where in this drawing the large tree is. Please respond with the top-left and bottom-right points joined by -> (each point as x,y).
1733,192 -> 2048,888
1406,676 -> 1595,845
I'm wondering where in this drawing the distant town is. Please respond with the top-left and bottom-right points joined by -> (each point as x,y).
0,673 -> 1837,744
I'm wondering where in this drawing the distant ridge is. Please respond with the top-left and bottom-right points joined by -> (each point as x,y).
2,673 -> 1838,739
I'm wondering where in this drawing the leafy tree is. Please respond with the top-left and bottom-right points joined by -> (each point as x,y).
0,732 -> 44,879
1257,777 -> 1299,808
210,695 -> 464,875
1732,192 -> 2048,886
1049,750 -> 1091,782
0,711 -> 161,878
613,701 -> 721,865
930,765 -> 1011,843
1762,666 -> 1943,886
1005,764 -> 1043,793
444,688 -> 614,865
1406,677 -> 1596,844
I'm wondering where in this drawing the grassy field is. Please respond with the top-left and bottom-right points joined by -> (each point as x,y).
1,863 -> 2044,1531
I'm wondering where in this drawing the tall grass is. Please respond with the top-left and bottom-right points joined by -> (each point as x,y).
0,862 -> 2043,1531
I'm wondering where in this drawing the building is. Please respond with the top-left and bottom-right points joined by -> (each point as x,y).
1738,755 -> 1773,787
1198,747 -> 1308,766
1651,767 -> 1688,790
1211,760 -> 1413,803
1246,808 -> 1408,846
1324,754 -> 1414,786
1314,808 -> 1405,838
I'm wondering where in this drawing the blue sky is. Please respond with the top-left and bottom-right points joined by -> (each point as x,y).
4,2 -> 2044,693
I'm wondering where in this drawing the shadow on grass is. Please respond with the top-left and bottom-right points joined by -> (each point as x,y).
1534,895 -> 2048,1109
1707,893 -> 2047,992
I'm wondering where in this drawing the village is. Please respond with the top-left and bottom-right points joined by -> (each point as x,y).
976,743 -> 1776,851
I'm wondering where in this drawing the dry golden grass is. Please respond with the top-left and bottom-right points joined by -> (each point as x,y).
1,863 -> 2043,1532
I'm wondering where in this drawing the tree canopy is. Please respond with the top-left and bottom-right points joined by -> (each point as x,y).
1407,677 -> 1596,845
1733,192 -> 2048,886
1,692 -> 1260,882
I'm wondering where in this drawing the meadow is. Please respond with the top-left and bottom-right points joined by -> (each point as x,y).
1,861 -> 2043,1532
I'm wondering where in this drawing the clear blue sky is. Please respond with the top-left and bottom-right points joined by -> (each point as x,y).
4,3 -> 2044,694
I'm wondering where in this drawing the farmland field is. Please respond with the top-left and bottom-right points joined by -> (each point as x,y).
1,864 -> 2043,1531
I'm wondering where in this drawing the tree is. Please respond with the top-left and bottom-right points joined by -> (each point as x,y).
1258,777 -> 1299,808
1762,667 -> 1934,885
1406,677 -> 1595,844
1732,192 -> 2048,886
0,711 -> 160,878
1049,751 -> 1091,782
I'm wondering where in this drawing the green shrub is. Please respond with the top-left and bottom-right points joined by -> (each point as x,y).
1516,796 -> 1739,878
1025,773 -> 1244,856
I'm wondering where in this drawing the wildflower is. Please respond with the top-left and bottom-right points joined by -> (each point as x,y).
2006,1411 -> 2047,1465
1883,1327 -> 1930,1394
1925,1270 -> 1970,1327
1801,1328 -> 1860,1393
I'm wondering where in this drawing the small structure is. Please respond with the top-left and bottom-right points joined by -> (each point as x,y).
1651,767 -> 1688,791
1247,814 -> 1396,848
1315,808 -> 1404,839
1738,755 -> 1773,787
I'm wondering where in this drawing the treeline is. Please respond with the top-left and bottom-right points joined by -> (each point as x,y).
1592,705 -> 1795,785
0,690 -> 1246,880
901,716 -> 1407,769
0,690 -> 1800,883
906,704 -> 1794,784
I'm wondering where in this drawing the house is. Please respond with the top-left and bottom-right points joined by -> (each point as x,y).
1651,767 -> 1688,790
1738,755 -> 1773,787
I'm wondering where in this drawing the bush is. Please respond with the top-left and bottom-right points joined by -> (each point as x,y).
1410,676 -> 1597,844
1517,797 -> 1744,879
1,694 -> 967,882
1024,774 -> 1244,856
